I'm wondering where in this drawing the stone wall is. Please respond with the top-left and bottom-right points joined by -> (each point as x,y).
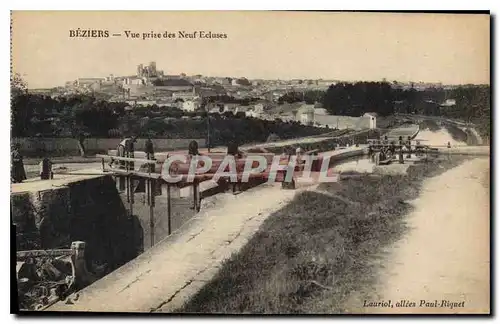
12,138 -> 206,157
314,115 -> 373,130
12,176 -> 143,272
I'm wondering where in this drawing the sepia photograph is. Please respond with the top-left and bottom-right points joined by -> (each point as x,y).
10,10 -> 491,315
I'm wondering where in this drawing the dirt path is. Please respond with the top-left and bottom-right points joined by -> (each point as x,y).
417,129 -> 467,147
47,182 -> 308,312
24,162 -> 103,179
374,158 -> 490,314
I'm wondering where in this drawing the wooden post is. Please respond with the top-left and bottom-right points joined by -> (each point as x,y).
119,175 -> 125,192
149,162 -> 155,248
125,157 -> 130,203
149,180 -> 155,248
129,175 -> 134,218
193,181 -> 199,211
167,184 -> 172,235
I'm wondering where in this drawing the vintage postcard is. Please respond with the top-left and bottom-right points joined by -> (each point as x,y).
11,11 -> 491,315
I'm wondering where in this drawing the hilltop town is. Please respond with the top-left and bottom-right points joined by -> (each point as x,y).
26,61 -> 466,126
14,61 -> 489,157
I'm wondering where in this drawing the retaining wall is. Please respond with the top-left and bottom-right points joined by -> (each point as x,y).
439,146 -> 490,156
12,176 -> 142,273
12,138 -> 206,156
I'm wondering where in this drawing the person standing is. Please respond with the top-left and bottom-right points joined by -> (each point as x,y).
398,145 -> 404,164
144,136 -> 155,160
143,136 -> 155,177
406,136 -> 412,158
113,137 -> 130,169
11,143 -> 27,183
389,141 -> 396,156
188,140 -> 200,156
383,135 -> 389,146
77,132 -> 86,157
415,140 -> 423,156
227,140 -> 244,194
126,136 -> 137,170
295,147 -> 304,166
398,136 -> 404,147
39,157 -> 53,180
227,140 -> 243,158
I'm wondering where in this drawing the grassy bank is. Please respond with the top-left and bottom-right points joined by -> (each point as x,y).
178,157 -> 468,314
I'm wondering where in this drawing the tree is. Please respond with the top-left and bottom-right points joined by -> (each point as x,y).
236,78 -> 251,86
11,73 -> 33,137
11,73 -> 27,96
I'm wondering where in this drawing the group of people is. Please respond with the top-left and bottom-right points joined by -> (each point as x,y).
367,135 -> 412,163
11,143 -> 53,183
11,136 -> 245,184
188,139 -> 244,158
111,136 -> 246,168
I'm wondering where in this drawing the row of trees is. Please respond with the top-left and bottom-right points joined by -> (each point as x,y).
278,81 -> 490,137
278,90 -> 325,105
130,116 -> 325,146
12,92 -> 129,137
10,74 -> 326,145
279,82 -> 490,117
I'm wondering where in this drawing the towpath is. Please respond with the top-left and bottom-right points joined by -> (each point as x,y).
372,158 -> 490,314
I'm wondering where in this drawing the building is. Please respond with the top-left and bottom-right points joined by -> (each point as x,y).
296,104 -> 315,126
182,99 -> 201,112
214,77 -> 231,86
163,75 -> 182,80
222,103 -> 239,113
363,113 -> 377,129
197,87 -> 219,98
76,77 -> 105,87
125,100 -> 167,107
245,109 -> 262,118
123,77 -> 146,86
251,102 -> 273,115
172,87 -> 198,101
440,99 -> 457,107
254,103 -> 265,113
314,108 -> 328,115
122,83 -> 155,98
137,62 -> 163,78
234,105 -> 251,115
149,62 -> 157,75
27,88 -> 54,95
296,104 -> 377,130
137,64 -> 144,77
137,61 -> 162,78
208,106 -> 223,114
154,79 -> 194,92
269,90 -> 289,102
277,111 -> 297,123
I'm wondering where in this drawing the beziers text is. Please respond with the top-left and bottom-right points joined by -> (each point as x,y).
69,29 -> 110,38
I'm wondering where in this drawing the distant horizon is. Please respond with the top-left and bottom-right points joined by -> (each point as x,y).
23,70 -> 489,91
12,11 -> 490,89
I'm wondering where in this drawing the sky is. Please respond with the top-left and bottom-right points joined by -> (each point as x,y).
11,11 -> 490,89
